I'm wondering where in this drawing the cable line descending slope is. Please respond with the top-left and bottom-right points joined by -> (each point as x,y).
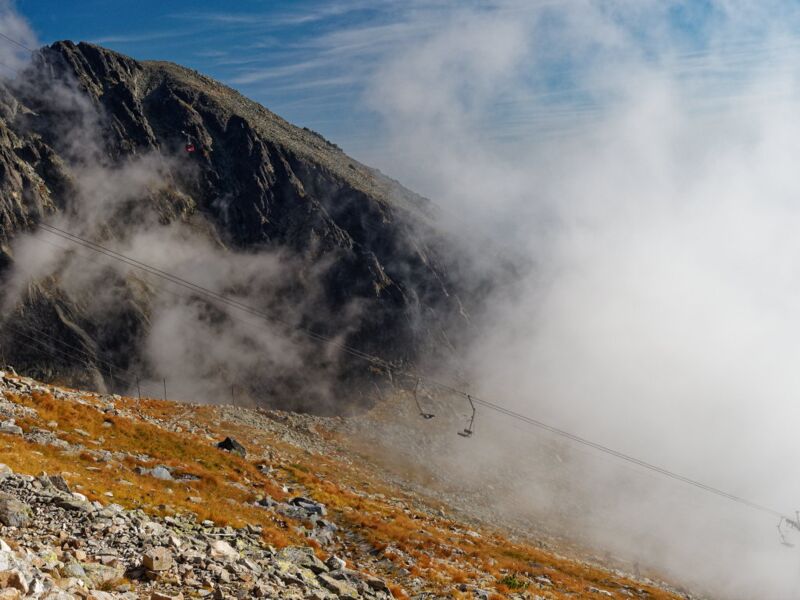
0,26 -> 791,543
33,223 -> 796,531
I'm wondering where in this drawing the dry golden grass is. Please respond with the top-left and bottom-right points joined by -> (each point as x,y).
0,379 -> 685,600
230,430 -> 681,599
3,389 -> 300,549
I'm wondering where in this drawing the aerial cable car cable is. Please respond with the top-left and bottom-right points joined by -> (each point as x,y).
2,324 -> 137,389
2,321 -> 144,391
30,223 -> 798,524
0,31 -> 34,54
0,60 -> 20,76
0,29 -> 522,261
0,23 -> 795,538
37,223 -> 389,369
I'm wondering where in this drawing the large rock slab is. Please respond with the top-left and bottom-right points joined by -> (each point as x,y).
0,495 -> 30,527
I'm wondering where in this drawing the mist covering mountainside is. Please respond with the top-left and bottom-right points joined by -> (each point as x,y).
0,40 -> 482,410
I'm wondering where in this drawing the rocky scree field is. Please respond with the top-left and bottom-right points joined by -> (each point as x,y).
0,366 -> 698,600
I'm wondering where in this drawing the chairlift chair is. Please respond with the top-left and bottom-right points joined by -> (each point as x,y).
458,394 -> 475,437
413,378 -> 435,419
778,516 -> 798,547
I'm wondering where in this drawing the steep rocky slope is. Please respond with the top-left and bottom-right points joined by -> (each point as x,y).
0,41 -> 473,408
0,365 -> 695,599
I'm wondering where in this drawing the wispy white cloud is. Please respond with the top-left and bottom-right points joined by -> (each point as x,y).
91,28 -> 199,45
0,0 -> 37,71
349,2 -> 800,598
168,0 -> 380,29
229,57 -> 335,85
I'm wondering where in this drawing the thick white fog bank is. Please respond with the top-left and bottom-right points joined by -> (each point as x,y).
356,1 -> 800,596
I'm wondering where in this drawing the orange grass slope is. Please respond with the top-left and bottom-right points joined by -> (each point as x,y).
0,373 -> 688,600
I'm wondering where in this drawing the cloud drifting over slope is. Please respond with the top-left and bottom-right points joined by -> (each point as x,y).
355,1 -> 800,597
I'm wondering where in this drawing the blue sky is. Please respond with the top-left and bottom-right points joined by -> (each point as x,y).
9,2 -> 724,155
15,0 -> 444,160
9,0 -> 800,184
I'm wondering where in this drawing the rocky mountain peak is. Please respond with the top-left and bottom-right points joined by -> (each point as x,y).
0,41 -> 471,410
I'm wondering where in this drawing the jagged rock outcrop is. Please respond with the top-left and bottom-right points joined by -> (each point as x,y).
0,41 -> 472,410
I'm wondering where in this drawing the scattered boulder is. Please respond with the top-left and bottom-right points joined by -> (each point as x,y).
0,495 -> 30,527
278,547 -> 328,574
0,421 -> 22,436
150,466 -> 173,481
256,496 -> 277,508
290,496 -> 327,516
208,540 -> 238,560
318,572 -> 359,599
83,562 -> 124,587
0,570 -> 27,593
216,437 -> 246,457
326,555 -> 346,571
142,547 -> 173,572
48,474 -> 71,493
56,498 -> 94,513
364,574 -> 390,592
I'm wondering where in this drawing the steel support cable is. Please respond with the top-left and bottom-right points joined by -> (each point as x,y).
28,234 -> 345,364
0,32 -> 34,54
470,394 -> 783,517
3,323 -> 167,400
395,369 -> 786,517
0,22 -> 784,522
2,314 -> 161,397
4,320 -> 130,378
2,322 -> 143,390
30,224 -> 793,522
4,325 -> 135,386
38,224 -> 387,367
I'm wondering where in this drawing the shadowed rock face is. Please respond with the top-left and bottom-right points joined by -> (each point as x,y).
0,41 -> 473,411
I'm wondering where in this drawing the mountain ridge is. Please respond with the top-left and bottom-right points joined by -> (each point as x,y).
0,40 -> 472,409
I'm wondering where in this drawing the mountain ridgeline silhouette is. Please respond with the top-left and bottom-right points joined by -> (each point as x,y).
0,41 -> 480,411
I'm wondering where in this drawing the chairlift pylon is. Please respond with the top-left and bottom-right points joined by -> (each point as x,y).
458,394 -> 475,437
413,378 -> 435,419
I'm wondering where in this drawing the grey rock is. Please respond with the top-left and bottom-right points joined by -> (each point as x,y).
364,574 -> 390,592
0,421 -> 22,435
289,497 -> 327,516
150,466 -> 173,481
63,561 -> 86,579
0,494 -> 31,527
216,437 -> 246,457
318,573 -> 359,599
326,555 -> 346,571
277,547 -> 328,574
143,547 -> 173,572
57,498 -> 94,513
